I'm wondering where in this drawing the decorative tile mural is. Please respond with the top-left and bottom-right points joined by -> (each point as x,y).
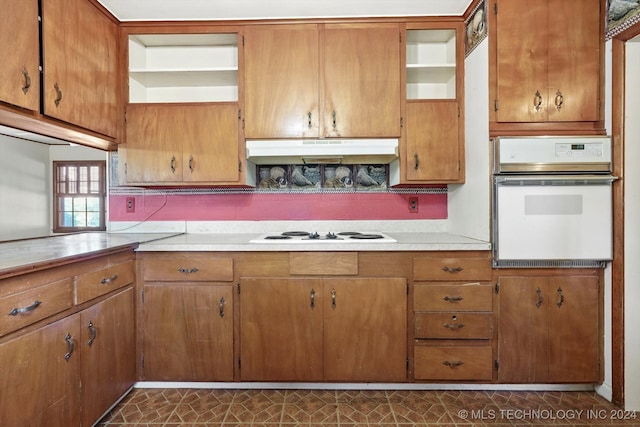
607,0 -> 640,39
256,164 -> 388,191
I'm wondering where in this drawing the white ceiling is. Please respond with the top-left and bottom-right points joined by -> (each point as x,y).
97,0 -> 474,22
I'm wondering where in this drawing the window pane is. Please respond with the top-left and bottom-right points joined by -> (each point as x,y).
86,197 -> 100,212
74,198 -> 87,211
73,211 -> 87,227
87,212 -> 101,227
63,197 -> 74,211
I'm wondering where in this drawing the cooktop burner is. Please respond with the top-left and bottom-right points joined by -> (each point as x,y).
249,231 -> 396,244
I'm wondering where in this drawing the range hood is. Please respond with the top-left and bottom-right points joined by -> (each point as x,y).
245,139 -> 399,165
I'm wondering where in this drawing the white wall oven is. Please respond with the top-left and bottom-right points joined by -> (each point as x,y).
492,136 -> 616,268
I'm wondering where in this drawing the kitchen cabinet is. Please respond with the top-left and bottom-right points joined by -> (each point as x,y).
244,23 -> 401,138
41,0 -> 119,138
141,253 -> 234,381
491,0 -> 602,126
497,274 -> 600,383
0,0 -> 40,112
123,103 -> 241,185
0,314 -> 81,427
402,24 -> 465,184
80,288 -> 136,427
240,276 -> 407,382
412,254 -> 494,381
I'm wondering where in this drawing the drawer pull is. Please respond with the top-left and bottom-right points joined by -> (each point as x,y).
536,287 -> 544,308
443,295 -> 464,303
310,288 -> 316,309
443,322 -> 465,330
87,321 -> 97,346
100,274 -> 118,284
556,287 -> 564,308
64,333 -> 75,361
8,300 -> 42,316
441,266 -> 463,273
178,267 -> 199,274
219,296 -> 226,318
443,360 -> 464,368
21,68 -> 31,94
331,288 -> 337,310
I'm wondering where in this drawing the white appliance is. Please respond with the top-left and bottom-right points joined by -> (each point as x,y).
492,136 -> 616,268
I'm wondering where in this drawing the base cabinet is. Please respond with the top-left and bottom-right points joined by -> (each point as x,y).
497,274 -> 600,383
240,277 -> 407,382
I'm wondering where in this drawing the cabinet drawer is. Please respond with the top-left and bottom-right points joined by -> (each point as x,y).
76,261 -> 135,304
414,345 -> 493,380
0,278 -> 73,336
143,254 -> 234,282
414,257 -> 491,281
414,283 -> 493,311
290,252 -> 358,276
415,312 -> 493,339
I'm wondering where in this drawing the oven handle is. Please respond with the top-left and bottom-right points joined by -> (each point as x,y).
495,175 -> 617,186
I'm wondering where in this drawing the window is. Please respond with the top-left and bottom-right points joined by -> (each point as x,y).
53,161 -> 106,232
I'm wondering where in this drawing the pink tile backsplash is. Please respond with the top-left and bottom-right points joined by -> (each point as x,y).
109,192 -> 447,221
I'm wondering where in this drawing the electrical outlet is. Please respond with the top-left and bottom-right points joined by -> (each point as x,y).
409,197 -> 418,213
126,197 -> 135,213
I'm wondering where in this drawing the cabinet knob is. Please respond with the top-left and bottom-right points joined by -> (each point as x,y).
219,296 -> 226,318
21,68 -> 31,94
554,90 -> 564,111
536,287 -> 544,308
414,153 -> 420,171
87,321 -> 97,346
64,333 -> 75,361
556,287 -> 565,308
54,82 -> 63,107
533,90 -> 542,112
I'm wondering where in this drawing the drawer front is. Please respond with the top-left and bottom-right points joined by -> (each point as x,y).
290,252 -> 358,276
76,261 -> 135,304
0,278 -> 73,336
143,254 -> 234,282
414,257 -> 492,281
414,283 -> 493,312
415,312 -> 493,339
414,346 -> 493,380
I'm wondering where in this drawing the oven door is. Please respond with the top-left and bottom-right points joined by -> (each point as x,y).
492,175 -> 616,267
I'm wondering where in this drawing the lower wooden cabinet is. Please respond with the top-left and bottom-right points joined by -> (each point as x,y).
414,345 -> 493,381
239,277 -> 407,382
497,274 -> 600,383
142,284 -> 234,381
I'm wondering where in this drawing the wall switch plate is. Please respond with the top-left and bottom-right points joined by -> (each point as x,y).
409,197 -> 418,213
126,197 -> 135,213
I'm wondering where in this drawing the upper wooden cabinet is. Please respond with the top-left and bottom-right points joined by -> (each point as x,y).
402,24 -> 465,184
491,0 -> 603,129
0,0 -> 40,112
244,23 -> 402,139
41,0 -> 119,138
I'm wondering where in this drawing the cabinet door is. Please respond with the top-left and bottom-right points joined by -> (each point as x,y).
323,278 -> 407,381
125,104 -> 183,183
143,284 -> 234,381
41,0 -> 118,137
80,288 -> 135,427
0,314 -> 81,427
240,278 -> 323,381
497,276 -> 549,382
546,0 -> 600,122
548,276 -> 599,382
405,101 -> 461,182
244,25 -> 320,138
323,24 -> 401,138
495,0 -> 548,122
0,0 -> 40,111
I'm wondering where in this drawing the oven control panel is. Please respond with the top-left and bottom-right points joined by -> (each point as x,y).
555,142 -> 604,159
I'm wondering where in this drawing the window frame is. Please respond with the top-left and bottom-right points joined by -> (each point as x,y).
53,160 -> 107,233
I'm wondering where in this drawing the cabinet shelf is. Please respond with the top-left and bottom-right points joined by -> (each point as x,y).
406,29 -> 456,100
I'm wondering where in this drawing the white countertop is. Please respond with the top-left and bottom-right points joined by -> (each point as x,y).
137,232 -> 491,252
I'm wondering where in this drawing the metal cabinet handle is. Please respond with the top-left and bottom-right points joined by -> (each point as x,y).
219,296 -> 226,318
556,287 -> 565,308
414,153 -> 420,170
536,287 -> 544,308
87,321 -> 97,346
54,82 -> 62,107
443,296 -> 464,303
21,68 -> 31,94
8,300 -> 42,316
310,288 -> 316,309
178,267 -> 199,274
100,274 -> 118,284
331,110 -> 337,130
533,90 -> 542,111
443,360 -> 464,368
189,156 -> 194,172
554,90 -> 564,111
441,266 -> 463,273
443,322 -> 465,330
307,112 -> 312,129
64,333 -> 75,361
331,288 -> 337,310
170,156 -> 176,173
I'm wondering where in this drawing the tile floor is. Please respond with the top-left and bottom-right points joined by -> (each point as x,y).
97,388 -> 639,427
